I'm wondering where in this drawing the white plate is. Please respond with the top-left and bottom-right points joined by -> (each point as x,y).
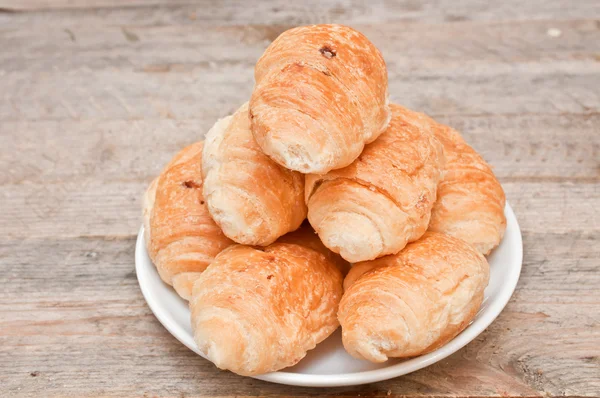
136,203 -> 522,387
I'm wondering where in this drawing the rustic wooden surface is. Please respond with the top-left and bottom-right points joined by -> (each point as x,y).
1,1 -> 599,397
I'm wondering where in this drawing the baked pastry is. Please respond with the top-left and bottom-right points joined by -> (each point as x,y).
305,103 -> 445,263
277,223 -> 351,276
143,142 -> 233,300
202,102 -> 306,246
249,24 -> 390,173
393,106 -> 506,254
339,232 -> 489,362
190,225 -> 344,376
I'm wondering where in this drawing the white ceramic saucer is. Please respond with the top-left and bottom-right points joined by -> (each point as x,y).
136,203 -> 522,387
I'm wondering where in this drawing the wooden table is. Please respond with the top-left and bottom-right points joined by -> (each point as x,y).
1,1 -> 599,397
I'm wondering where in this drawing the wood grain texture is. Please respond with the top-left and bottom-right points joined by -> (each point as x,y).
1,116 -> 597,239
1,232 -> 598,397
1,174 -> 598,239
1,69 -> 598,121
0,0 -> 192,11
1,1 -> 599,397
1,114 -> 597,185
1,0 -> 599,23
2,19 -> 599,72
0,19 -> 598,120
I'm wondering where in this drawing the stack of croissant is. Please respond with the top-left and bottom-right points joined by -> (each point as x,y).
142,24 -> 506,376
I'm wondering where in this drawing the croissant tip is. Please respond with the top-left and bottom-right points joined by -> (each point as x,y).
315,212 -> 384,263
193,311 -> 259,376
342,332 -> 390,363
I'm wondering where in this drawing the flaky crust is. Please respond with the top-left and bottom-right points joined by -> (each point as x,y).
249,24 -> 390,173
190,225 -> 344,376
305,103 -> 445,262
393,106 -> 507,254
339,232 -> 490,363
277,222 -> 351,276
202,102 -> 307,246
142,142 -> 233,300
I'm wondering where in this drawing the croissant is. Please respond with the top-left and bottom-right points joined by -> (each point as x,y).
143,142 -> 233,300
393,106 -> 506,254
305,103 -> 445,263
249,24 -> 390,173
339,232 -> 490,363
190,224 -> 345,376
202,102 -> 306,246
277,224 -> 351,276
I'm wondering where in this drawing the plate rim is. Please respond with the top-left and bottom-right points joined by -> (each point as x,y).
136,202 -> 522,387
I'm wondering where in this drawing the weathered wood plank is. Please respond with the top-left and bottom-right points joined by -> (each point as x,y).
0,0 -> 191,11
1,2 -> 598,397
1,19 -> 598,73
1,231 -> 598,397
0,69 -> 598,122
1,19 -> 598,122
1,0 -> 598,25
0,181 -> 598,238
1,113 -> 597,187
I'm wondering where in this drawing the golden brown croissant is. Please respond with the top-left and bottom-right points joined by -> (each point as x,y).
339,232 -> 489,363
190,225 -> 345,376
249,24 -> 390,173
393,106 -> 506,254
305,103 -> 445,263
143,142 -> 233,300
202,102 -> 306,246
